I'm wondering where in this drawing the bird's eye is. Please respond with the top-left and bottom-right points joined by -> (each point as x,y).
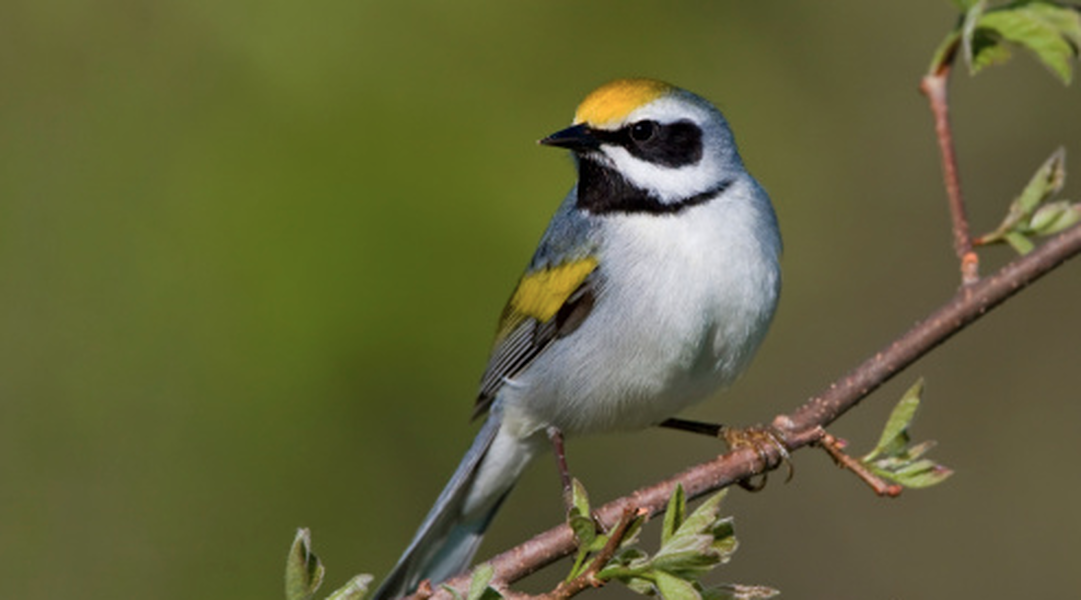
629,120 -> 657,143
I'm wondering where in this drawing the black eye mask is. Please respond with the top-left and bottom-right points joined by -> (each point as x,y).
593,119 -> 704,168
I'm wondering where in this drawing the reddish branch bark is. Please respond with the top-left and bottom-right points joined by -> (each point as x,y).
920,40 -> 981,285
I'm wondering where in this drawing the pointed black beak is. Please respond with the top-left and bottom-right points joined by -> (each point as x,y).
539,123 -> 599,151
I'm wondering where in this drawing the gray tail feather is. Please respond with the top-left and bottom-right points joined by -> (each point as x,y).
372,415 -> 509,600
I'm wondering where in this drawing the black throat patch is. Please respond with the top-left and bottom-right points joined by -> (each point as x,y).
575,157 -> 732,215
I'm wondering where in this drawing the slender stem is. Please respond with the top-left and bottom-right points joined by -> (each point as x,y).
816,431 -> 902,498
537,507 -> 643,600
408,223 -> 1081,600
920,52 -> 980,285
547,427 -> 573,500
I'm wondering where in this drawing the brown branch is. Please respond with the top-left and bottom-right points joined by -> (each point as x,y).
409,222 -> 1081,600
920,55 -> 980,285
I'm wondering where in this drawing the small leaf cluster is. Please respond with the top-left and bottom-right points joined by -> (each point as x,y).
861,380 -> 954,489
286,528 -> 372,600
933,1 -> 1081,83
446,564 -> 502,600
563,479 -> 645,581
976,148 -> 1080,253
583,486 -> 777,600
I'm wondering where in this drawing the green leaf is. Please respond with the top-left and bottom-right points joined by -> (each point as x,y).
980,147 -> 1068,248
859,379 -> 952,491
709,518 -> 739,564
566,478 -> 597,578
654,571 -> 703,600
954,1 -> 1081,83
1017,147 -> 1067,218
618,512 -> 646,549
662,484 -> 687,547
285,528 -> 325,600
568,511 -> 597,555
978,3 -> 1081,84
892,458 -> 939,477
702,584 -> 781,600
867,462 -> 953,489
623,576 -> 657,596
671,490 -> 727,543
929,29 -> 963,75
969,28 -> 1015,74
590,487 -> 745,598
1005,230 -> 1036,254
961,0 -> 991,74
652,537 -> 722,579
1030,200 -> 1081,234
1025,2 -> 1081,51
570,478 -> 591,518
606,547 -> 651,570
467,564 -> 492,600
878,460 -> 955,489
904,439 -> 939,461
466,563 -> 501,600
865,379 -> 923,462
653,491 -> 733,579
326,575 -> 373,600
566,482 -> 650,581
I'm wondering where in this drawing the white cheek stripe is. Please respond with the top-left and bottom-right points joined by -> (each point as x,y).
605,146 -> 721,204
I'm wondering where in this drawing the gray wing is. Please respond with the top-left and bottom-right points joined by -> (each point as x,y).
471,189 -> 601,419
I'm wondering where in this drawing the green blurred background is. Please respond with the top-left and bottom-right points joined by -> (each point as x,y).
2,1 -> 1079,598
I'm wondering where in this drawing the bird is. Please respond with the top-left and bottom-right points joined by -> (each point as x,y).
372,78 -> 782,600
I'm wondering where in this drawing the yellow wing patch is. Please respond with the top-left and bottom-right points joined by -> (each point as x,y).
496,257 -> 598,341
573,78 -> 673,128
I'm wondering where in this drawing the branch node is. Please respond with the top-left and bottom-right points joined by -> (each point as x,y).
962,251 -> 980,285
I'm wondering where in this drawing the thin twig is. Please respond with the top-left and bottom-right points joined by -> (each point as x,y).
920,46 -> 980,285
815,431 -> 903,498
408,222 -> 1081,600
538,507 -> 644,600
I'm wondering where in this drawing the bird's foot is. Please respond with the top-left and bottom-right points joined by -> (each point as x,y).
721,425 -> 793,492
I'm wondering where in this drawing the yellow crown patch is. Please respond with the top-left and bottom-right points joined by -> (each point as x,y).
573,78 -> 674,128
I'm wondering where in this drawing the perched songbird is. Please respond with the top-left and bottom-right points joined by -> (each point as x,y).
373,78 -> 782,599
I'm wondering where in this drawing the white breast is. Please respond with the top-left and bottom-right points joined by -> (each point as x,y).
501,177 -> 781,437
